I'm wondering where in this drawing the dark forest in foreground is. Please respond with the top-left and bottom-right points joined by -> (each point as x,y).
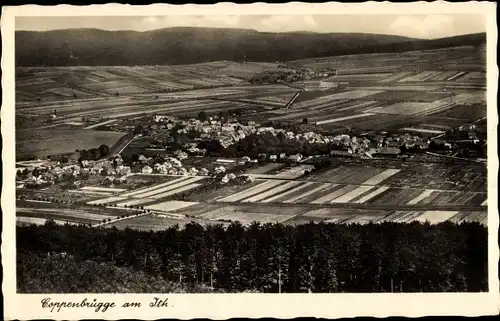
17,221 -> 487,293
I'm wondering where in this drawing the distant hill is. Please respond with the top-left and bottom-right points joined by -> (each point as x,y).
15,27 -> 486,66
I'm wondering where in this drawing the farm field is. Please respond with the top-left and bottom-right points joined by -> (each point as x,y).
16,158 -> 488,227
244,163 -> 285,175
82,176 -> 208,207
16,45 -> 486,138
204,177 -> 487,208
107,213 -> 227,231
168,202 -> 487,226
15,44 -> 489,230
16,128 -> 125,159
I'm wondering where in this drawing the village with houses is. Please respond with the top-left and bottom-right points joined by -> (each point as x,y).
17,107 -> 487,229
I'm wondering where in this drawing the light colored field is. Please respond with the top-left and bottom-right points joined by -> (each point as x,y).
379,71 -> 413,83
406,190 -> 434,205
413,211 -> 459,224
217,180 -> 285,202
69,190 -> 113,196
24,199 -> 51,204
17,216 -> 70,225
245,174 -> 302,180
429,71 -> 458,81
302,208 -> 337,218
311,185 -> 355,204
129,177 -> 204,199
81,186 -> 127,193
447,71 -> 465,80
482,199 -> 487,206
87,196 -> 128,205
84,119 -> 117,129
276,165 -> 315,177
366,102 -> 438,115
120,176 -> 190,197
146,183 -> 202,200
399,71 -> 436,82
64,122 -> 84,126
17,208 -> 111,222
402,127 -> 445,134
354,186 -> 390,204
382,211 -> 427,223
145,201 -> 199,212
361,169 -> 401,185
259,182 -> 315,203
241,181 -> 302,203
330,185 -> 375,203
212,211 -> 292,225
282,183 -> 332,203
315,113 -> 375,125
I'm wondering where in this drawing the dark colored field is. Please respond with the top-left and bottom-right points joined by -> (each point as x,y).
16,128 -> 125,160
432,104 -> 486,121
367,91 -> 452,102
16,210 -> 97,224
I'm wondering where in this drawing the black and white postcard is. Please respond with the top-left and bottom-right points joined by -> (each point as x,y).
2,2 -> 499,319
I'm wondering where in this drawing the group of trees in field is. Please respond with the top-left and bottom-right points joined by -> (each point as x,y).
196,109 -> 247,122
200,132 -> 335,158
17,220 -> 487,293
76,144 -> 110,164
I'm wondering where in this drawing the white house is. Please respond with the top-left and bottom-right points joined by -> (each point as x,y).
142,165 -> 153,174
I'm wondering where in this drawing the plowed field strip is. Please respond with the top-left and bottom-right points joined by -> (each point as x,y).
241,181 -> 303,203
354,186 -> 390,204
311,185 -> 358,204
217,180 -> 285,202
361,169 -> 401,185
133,177 -> 204,199
259,182 -> 315,203
330,185 -> 375,203
282,183 -> 332,203
121,176 -> 191,197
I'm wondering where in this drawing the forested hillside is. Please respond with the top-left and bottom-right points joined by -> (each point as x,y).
17,220 -> 488,293
15,27 -> 485,66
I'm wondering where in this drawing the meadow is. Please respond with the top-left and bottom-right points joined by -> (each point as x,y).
16,128 -> 125,160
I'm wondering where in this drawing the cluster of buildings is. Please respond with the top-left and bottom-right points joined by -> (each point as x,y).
327,132 -> 429,158
139,157 -> 210,177
140,115 -> 438,161
152,116 -> 260,148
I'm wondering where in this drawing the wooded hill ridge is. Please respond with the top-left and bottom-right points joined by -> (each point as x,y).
15,27 -> 486,66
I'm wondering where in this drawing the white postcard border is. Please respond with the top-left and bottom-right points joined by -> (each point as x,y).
2,2 -> 499,319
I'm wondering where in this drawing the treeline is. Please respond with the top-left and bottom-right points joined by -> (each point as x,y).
17,221 -> 487,293
15,29 -> 485,66
76,144 -> 110,163
17,250 -> 223,293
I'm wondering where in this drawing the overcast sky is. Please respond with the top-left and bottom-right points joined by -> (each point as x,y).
16,14 -> 485,39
